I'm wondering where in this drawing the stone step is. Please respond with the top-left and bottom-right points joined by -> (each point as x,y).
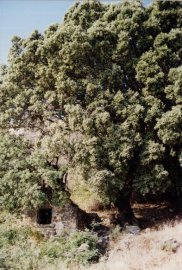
38,224 -> 55,229
40,229 -> 56,238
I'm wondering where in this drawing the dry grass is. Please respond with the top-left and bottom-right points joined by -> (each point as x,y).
87,221 -> 182,270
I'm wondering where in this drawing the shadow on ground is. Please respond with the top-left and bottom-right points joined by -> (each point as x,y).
133,202 -> 182,229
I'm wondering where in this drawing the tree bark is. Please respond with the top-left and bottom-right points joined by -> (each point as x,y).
114,189 -> 137,225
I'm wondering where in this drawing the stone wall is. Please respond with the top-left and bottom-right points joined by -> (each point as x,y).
22,202 -> 100,238
52,204 -> 78,235
22,202 -> 78,237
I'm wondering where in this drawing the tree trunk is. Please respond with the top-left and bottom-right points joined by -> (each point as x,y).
114,189 -> 137,225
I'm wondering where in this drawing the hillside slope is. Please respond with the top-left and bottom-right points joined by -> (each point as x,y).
88,221 -> 182,270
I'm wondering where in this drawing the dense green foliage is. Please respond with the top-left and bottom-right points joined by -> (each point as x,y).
0,133 -> 67,210
0,0 -> 181,213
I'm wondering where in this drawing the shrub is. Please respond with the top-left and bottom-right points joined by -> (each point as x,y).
109,225 -> 121,243
40,230 -> 99,266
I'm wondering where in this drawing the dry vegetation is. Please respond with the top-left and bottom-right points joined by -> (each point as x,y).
87,220 -> 182,270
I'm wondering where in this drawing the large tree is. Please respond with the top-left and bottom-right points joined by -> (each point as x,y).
0,0 -> 181,223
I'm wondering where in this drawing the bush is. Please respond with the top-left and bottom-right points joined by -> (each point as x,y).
0,210 -> 100,269
41,230 -> 100,266
109,225 -> 122,243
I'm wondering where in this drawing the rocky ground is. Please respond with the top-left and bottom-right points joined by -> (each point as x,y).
87,220 -> 182,270
79,202 -> 182,270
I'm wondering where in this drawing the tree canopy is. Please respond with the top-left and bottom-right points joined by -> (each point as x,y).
0,0 -> 181,217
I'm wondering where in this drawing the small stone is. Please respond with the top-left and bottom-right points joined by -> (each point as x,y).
124,240 -> 131,249
161,239 -> 181,253
99,256 -> 107,263
77,243 -> 89,252
125,225 -> 141,235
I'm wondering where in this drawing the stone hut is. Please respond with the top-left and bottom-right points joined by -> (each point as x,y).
23,201 -> 97,238
23,202 -> 80,238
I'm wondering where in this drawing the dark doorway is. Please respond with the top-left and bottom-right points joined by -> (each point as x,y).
37,208 -> 52,224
